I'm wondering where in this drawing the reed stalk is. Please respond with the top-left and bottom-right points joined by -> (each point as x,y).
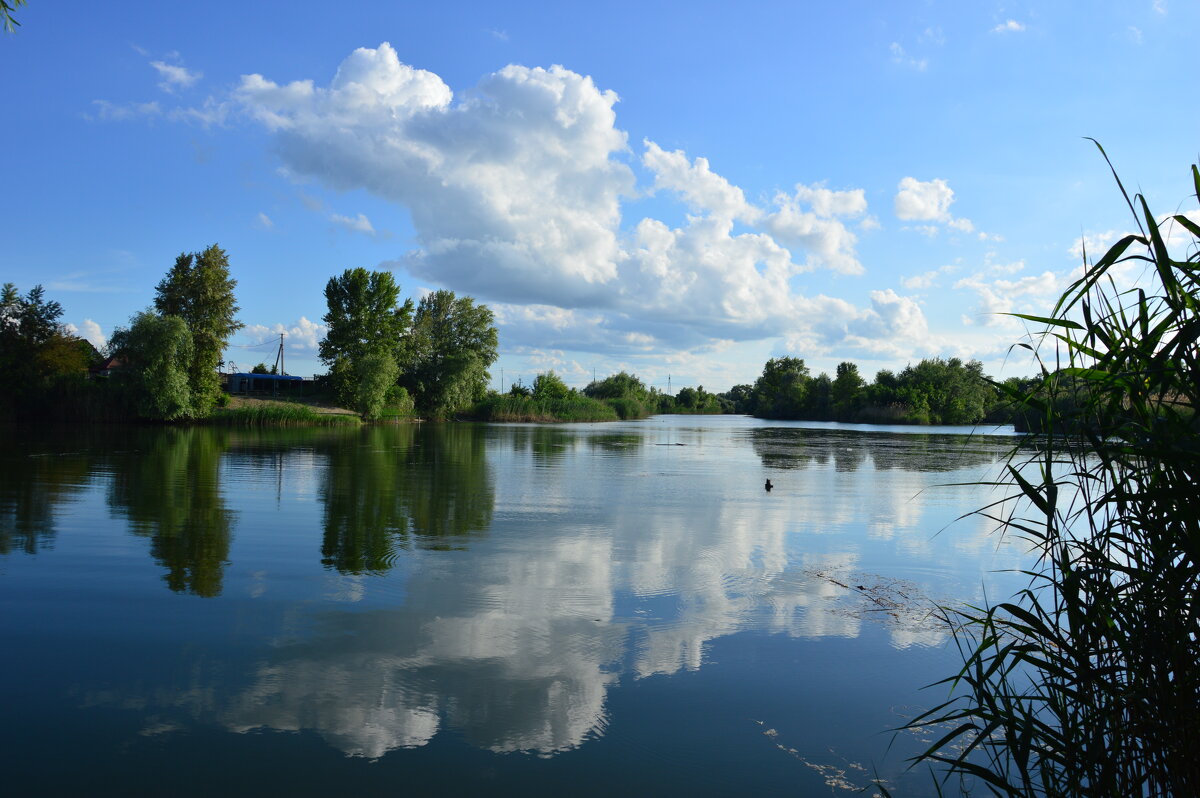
907,144 -> 1200,797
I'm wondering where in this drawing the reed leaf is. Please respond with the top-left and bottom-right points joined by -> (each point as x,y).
906,152 -> 1200,796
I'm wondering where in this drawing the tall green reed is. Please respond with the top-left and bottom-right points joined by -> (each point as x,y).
209,403 -> 360,427
907,144 -> 1200,796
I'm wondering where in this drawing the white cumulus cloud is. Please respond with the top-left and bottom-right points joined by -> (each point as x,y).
66,319 -> 107,350
991,20 -> 1026,34
232,43 -> 966,364
242,316 -> 328,357
894,176 -> 977,236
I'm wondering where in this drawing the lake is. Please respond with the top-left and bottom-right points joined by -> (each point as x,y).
0,416 -> 1029,796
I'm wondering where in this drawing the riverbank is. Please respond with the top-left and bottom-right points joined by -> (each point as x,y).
207,396 -> 362,426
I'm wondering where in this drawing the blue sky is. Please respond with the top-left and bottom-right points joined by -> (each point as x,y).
2,1 -> 1197,391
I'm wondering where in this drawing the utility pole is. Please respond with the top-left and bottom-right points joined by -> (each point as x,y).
273,333 -> 286,375
668,374 -> 671,395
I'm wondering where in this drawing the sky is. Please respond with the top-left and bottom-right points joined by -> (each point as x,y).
2,1 -> 1197,392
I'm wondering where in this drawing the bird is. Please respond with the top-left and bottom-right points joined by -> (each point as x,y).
764,479 -> 773,492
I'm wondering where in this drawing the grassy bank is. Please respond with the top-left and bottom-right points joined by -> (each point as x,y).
470,394 -> 657,422
208,400 -> 360,427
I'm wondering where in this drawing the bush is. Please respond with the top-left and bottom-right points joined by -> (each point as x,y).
603,397 -> 651,420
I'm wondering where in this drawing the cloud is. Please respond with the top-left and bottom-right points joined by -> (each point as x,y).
231,43 -> 972,364
66,319 -> 106,349
240,317 -> 327,359
88,99 -> 162,121
991,20 -> 1025,34
642,141 -> 760,223
900,264 -> 956,291
954,270 -> 1062,327
239,44 -> 630,307
761,183 -> 867,275
89,97 -> 227,127
889,42 -> 927,71
1069,212 -> 1199,263
919,27 -> 945,46
330,212 -> 376,236
843,289 -> 934,355
894,177 -> 954,222
894,177 -> 977,236
150,60 -> 202,92
256,212 -> 275,229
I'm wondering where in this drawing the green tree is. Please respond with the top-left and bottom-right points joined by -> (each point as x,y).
806,372 -> 833,419
402,289 -> 498,417
319,268 -> 413,407
831,361 -> 865,420
154,245 -> 243,413
894,357 -> 993,424
108,311 -> 196,421
354,351 -> 399,420
583,371 -> 648,401
722,383 -> 755,414
532,371 -> 570,401
751,357 -> 810,419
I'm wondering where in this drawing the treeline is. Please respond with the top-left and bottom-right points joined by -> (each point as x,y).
5,247 -> 1033,428
477,356 -> 1036,427
471,369 -> 730,422
497,358 -> 1029,427
725,356 -> 1026,426
1,253 -> 500,423
0,283 -> 109,420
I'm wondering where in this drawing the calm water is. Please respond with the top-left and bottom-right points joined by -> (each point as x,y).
0,416 -> 1029,796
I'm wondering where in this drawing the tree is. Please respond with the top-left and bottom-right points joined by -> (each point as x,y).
402,290 -> 498,417
751,357 -> 810,419
0,283 -> 91,414
831,361 -> 865,420
583,371 -> 648,401
319,268 -> 413,407
154,245 -> 243,413
722,383 -> 755,414
354,351 -> 399,420
532,371 -> 570,401
108,312 -> 196,421
1,0 -> 27,33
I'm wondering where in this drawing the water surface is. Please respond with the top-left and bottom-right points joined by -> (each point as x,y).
0,416 -> 1028,795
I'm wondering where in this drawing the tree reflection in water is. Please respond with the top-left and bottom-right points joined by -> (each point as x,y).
748,426 -> 1005,473
107,427 -> 235,597
0,427 -> 96,555
318,423 -> 494,574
